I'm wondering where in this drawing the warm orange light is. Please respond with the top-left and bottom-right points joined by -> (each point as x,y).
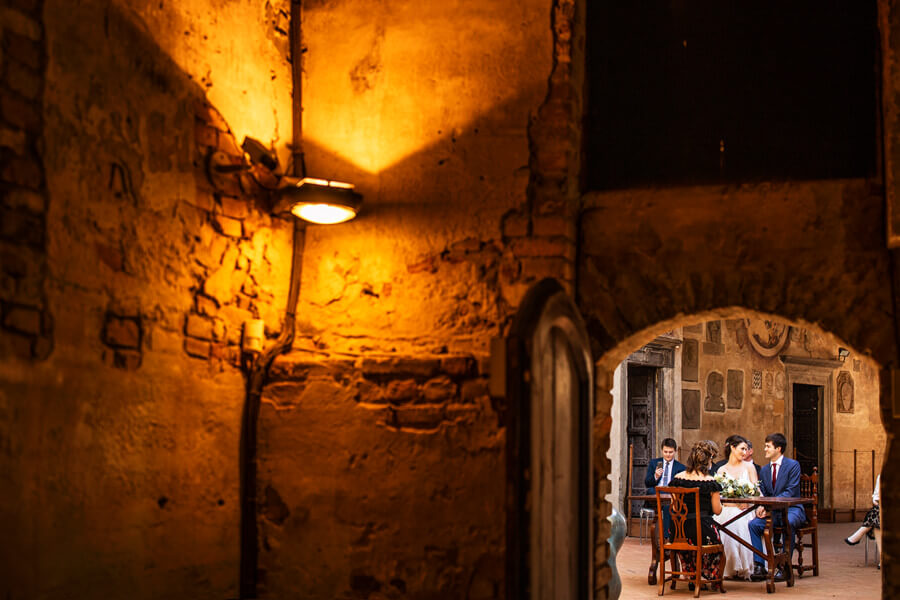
291,202 -> 358,224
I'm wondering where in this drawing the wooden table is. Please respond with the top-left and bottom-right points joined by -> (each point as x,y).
628,494 -> 813,593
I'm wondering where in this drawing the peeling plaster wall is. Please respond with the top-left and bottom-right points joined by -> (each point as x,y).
2,0 -> 294,597
257,1 -> 558,597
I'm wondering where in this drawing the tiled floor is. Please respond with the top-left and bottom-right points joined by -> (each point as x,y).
616,522 -> 882,599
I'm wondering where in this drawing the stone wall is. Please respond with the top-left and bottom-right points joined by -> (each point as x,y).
1,1 -> 294,597
258,353 -> 501,598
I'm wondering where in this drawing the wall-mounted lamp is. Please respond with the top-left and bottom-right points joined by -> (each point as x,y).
207,137 -> 363,225
838,347 -> 850,362
273,177 -> 362,224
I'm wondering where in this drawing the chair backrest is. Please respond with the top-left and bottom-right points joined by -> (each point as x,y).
656,486 -> 702,550
799,466 -> 819,525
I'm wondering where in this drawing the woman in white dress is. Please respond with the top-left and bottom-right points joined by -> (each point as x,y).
713,435 -> 759,580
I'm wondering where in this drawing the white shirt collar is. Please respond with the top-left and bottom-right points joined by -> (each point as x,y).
770,454 -> 784,468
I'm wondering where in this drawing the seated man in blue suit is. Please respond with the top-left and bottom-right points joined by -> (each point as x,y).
645,437 -> 686,541
749,432 -> 806,581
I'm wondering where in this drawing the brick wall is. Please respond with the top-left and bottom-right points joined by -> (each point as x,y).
0,0 -> 52,360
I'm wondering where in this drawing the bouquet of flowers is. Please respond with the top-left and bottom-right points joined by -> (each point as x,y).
714,472 -> 761,498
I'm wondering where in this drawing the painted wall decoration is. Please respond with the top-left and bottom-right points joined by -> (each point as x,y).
727,369 -> 744,408
683,389 -> 701,429
837,371 -> 855,413
705,371 -> 725,412
745,319 -> 790,357
682,338 -> 699,382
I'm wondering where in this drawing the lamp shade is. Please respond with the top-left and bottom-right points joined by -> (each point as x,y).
274,178 -> 362,224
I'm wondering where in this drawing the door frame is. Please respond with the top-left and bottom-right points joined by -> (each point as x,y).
505,278 -> 594,600
781,356 -> 840,509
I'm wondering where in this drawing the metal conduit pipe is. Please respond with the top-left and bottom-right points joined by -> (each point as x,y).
240,1 -> 306,596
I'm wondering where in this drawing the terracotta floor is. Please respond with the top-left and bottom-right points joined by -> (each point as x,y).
616,522 -> 882,599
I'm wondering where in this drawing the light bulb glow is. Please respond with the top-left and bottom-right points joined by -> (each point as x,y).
291,202 -> 357,224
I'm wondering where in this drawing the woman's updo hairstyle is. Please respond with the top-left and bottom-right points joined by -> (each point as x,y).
686,440 -> 719,475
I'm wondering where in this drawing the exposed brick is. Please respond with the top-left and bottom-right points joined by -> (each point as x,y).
195,294 -> 218,316
103,315 -> 140,349
357,379 -> 384,404
2,7 -> 43,41
532,215 -> 575,240
191,189 -> 215,212
461,378 -> 489,403
212,214 -> 243,238
511,237 -> 572,258
440,355 -> 476,377
501,212 -> 530,238
218,195 -> 249,219
4,61 -> 42,100
210,342 -> 239,365
445,403 -> 480,422
2,157 -> 43,190
361,356 -> 441,378
3,305 -> 41,334
0,125 -> 27,154
185,314 -> 214,340
184,337 -> 211,359
1,92 -> 40,131
3,32 -> 42,70
391,405 -> 444,430
8,0 -> 41,16
195,121 -> 218,148
383,379 -> 419,404
422,376 -> 457,403
212,318 -> 226,341
2,187 -> 43,213
0,205 -> 43,247
113,350 -> 141,371
519,256 -> 575,282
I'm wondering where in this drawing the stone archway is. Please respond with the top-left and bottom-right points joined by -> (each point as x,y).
585,306 -> 889,595
575,181 -> 898,597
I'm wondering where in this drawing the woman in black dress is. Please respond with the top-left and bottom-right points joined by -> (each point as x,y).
668,440 -> 724,583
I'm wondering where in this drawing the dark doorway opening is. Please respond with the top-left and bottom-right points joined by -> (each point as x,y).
792,383 -> 823,475
627,365 -> 657,517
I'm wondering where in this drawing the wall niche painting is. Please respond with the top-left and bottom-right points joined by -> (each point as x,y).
837,371 -> 854,413
704,371 -> 725,412
683,389 -> 701,429
746,319 -> 790,357
682,338 -> 699,382
727,369 -> 743,409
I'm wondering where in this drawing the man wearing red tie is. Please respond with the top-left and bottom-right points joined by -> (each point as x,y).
749,432 -> 805,581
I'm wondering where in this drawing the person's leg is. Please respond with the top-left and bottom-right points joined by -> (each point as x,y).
845,525 -> 872,545
874,528 -> 883,567
749,517 -> 767,565
785,509 -> 806,557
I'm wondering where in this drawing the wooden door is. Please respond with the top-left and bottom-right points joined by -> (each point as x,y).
792,383 -> 822,475
627,365 -> 656,516
506,279 -> 593,600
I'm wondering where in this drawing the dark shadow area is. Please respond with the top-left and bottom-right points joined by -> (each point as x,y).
585,0 -> 879,190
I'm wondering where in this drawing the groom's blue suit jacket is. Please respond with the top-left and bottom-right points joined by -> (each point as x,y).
758,457 -> 806,523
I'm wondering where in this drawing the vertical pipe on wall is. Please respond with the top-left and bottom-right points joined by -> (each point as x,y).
239,2 -> 306,596
291,0 -> 305,178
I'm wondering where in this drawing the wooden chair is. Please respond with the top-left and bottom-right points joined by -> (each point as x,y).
793,467 -> 819,577
656,486 -> 726,597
